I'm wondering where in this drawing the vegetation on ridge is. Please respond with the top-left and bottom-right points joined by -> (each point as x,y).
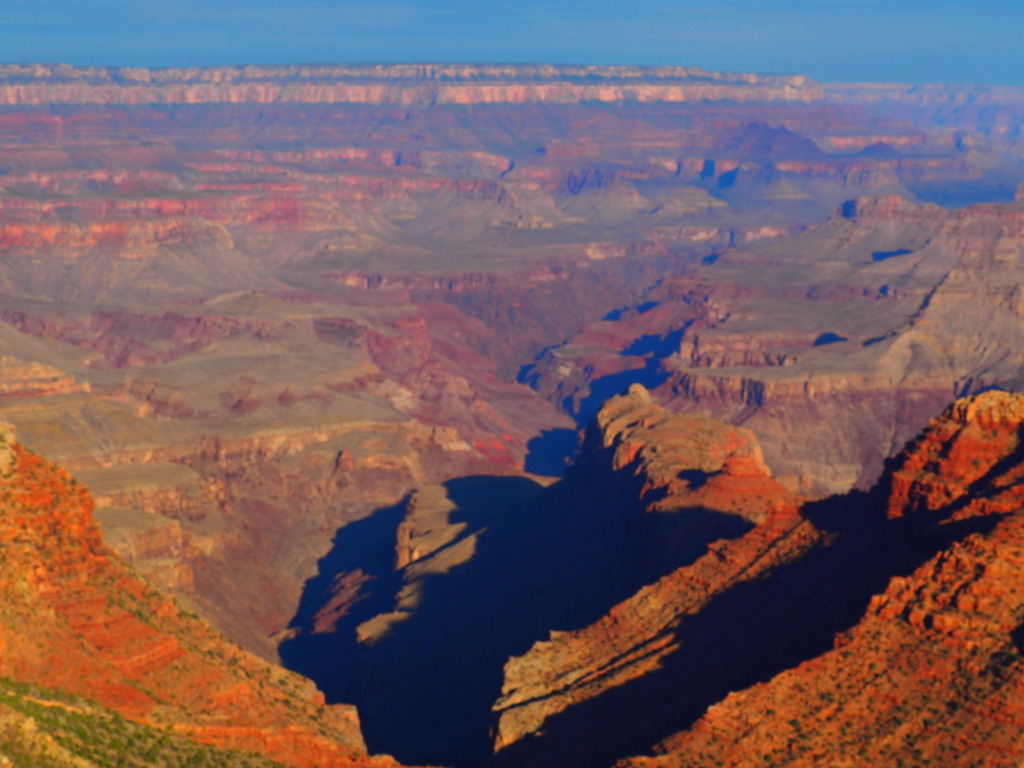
0,678 -> 281,768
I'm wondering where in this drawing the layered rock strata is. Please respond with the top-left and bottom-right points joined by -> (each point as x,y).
485,390 -> 1024,768
0,422 -> 403,768
525,194 -> 1024,496
0,61 -> 1019,672
0,64 -> 820,106
617,390 -> 1024,767
492,387 -> 811,767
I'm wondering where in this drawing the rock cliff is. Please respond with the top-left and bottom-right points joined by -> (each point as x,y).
0,422 -> 403,768
0,63 -> 1021,768
486,390 -> 1024,768
616,390 -> 1024,767
492,388 -> 811,767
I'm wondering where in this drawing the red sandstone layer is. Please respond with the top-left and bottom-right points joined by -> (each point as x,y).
619,390 -> 1024,767
0,423 -> 407,768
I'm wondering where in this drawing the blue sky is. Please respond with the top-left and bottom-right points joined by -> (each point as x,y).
4,0 -> 1023,85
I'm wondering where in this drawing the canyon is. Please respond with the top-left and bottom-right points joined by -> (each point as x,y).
0,63 -> 1023,765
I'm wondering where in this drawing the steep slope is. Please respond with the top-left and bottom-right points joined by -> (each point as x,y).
492,389 -> 816,768
0,677 -> 283,768
491,389 -> 1024,768
0,421 -> 401,768
619,390 -> 1024,767
0,280 -> 576,658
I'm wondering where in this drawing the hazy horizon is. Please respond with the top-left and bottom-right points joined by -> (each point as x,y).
5,0 -> 1023,87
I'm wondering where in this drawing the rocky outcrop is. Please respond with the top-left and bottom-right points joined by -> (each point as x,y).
393,485 -> 467,570
591,383 -> 793,520
492,386 -> 808,767
0,425 -> 402,768
493,501 -> 817,768
617,390 -> 1024,768
0,356 -> 87,396
488,390 -> 1024,768
0,281 -> 568,658
884,390 -> 1024,518
0,63 -> 1022,768
280,386 -> 782,768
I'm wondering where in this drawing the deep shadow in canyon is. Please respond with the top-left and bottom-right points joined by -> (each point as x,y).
569,324 -> 691,424
492,493 -> 1005,768
523,427 -> 580,475
280,462 -> 755,768
519,322 -> 692,472
282,453 -> 1008,768
278,499 -> 411,698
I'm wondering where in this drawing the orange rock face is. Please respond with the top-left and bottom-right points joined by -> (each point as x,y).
0,423 -> 402,768
594,384 -> 792,521
488,390 -> 1024,768
493,387 -> 812,768
280,385 -> 794,768
0,61 -> 1021,768
615,390 -> 1024,768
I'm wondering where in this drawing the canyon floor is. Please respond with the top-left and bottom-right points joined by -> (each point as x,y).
0,63 -> 1023,767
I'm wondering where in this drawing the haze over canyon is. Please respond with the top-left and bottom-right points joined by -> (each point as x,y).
0,62 -> 1023,767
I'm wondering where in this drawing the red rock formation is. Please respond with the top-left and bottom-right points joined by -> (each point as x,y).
0,278 -> 568,658
884,391 -> 1024,518
487,390 -> 1024,768
492,386 -> 809,766
0,65 -> 1018,746
593,384 -> 796,520
617,390 -> 1024,768
0,422 -> 405,768
279,385 -> 792,768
